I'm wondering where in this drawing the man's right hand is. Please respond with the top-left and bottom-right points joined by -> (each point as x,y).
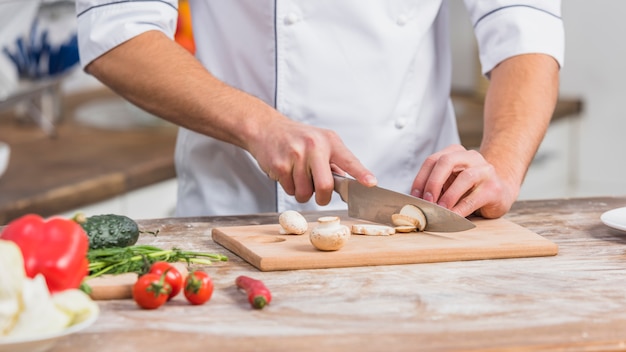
245,112 -> 377,206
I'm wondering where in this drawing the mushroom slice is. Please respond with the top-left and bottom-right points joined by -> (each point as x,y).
394,225 -> 417,233
398,204 -> 427,231
351,224 -> 396,236
278,210 -> 308,235
391,214 -> 418,227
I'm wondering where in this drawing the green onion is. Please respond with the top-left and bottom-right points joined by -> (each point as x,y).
86,245 -> 228,279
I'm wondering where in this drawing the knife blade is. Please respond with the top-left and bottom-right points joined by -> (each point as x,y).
333,174 -> 475,232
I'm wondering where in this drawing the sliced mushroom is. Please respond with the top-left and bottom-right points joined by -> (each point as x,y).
391,213 -> 418,227
394,225 -> 417,233
351,224 -> 396,236
397,204 -> 427,231
278,210 -> 308,235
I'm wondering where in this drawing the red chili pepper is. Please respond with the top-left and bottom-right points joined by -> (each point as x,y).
0,214 -> 89,293
235,275 -> 272,309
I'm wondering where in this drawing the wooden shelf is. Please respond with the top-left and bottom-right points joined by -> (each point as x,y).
452,89 -> 583,148
0,88 -> 177,225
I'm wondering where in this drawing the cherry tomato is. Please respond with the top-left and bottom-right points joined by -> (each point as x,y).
184,271 -> 214,305
132,272 -> 172,309
149,261 -> 183,300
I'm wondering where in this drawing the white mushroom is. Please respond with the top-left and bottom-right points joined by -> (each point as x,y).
351,224 -> 396,236
397,204 -> 427,232
391,213 -> 418,227
278,210 -> 308,235
309,216 -> 350,251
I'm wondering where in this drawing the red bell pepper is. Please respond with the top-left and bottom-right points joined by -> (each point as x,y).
0,214 -> 89,293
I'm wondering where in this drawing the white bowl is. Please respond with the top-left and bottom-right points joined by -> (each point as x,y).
0,303 -> 99,352
0,142 -> 9,179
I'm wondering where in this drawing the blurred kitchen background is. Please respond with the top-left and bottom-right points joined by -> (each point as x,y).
0,1 -> 622,223
450,1 -> 623,202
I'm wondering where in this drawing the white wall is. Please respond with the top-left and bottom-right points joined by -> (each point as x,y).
450,1 -> 626,200
560,1 -> 626,197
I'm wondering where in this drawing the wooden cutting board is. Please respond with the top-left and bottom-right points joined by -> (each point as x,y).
86,273 -> 138,300
212,217 -> 558,271
85,263 -> 188,300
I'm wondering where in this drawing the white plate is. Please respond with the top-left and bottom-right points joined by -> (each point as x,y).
0,305 -> 99,352
600,207 -> 626,232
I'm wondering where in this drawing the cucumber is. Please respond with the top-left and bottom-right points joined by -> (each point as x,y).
76,214 -> 140,250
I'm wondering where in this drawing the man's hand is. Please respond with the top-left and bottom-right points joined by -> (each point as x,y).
411,53 -> 559,219
410,144 -> 514,218
247,116 -> 377,206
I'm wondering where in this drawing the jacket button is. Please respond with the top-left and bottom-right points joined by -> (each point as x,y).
396,15 -> 408,26
284,13 -> 300,25
395,117 -> 408,129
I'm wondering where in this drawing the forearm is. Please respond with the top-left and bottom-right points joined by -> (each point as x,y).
85,30 -> 281,151
480,53 -> 560,197
86,30 -> 377,203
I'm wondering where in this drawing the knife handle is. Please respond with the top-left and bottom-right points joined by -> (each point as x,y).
332,173 -> 349,203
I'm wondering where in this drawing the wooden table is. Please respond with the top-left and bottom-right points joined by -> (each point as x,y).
49,196 -> 626,351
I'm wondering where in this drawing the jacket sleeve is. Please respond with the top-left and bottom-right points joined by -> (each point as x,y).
463,1 -> 565,75
75,0 -> 178,68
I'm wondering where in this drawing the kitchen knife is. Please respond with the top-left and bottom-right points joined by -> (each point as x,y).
333,174 -> 475,232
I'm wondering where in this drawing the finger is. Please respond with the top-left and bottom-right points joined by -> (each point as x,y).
423,148 -> 481,203
422,153 -> 459,203
449,177 -> 498,218
411,144 -> 464,199
449,189 -> 481,218
437,166 -> 483,210
411,154 -> 438,199
311,160 -> 334,206
292,160 -> 314,203
274,164 -> 296,196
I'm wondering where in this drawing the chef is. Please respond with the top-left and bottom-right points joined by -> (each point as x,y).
75,1 -> 564,218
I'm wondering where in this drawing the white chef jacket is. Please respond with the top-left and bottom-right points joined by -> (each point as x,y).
76,1 -> 564,217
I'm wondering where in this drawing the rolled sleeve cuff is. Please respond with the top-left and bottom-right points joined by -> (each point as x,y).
474,6 -> 565,75
76,1 -> 178,68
